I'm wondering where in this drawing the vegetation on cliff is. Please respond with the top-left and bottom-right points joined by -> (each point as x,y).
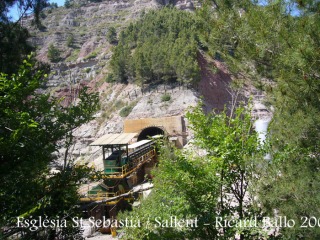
195,1 -> 320,237
0,1 -> 100,238
0,0 -> 319,239
110,7 -> 200,85
120,104 -> 265,239
119,0 -> 320,239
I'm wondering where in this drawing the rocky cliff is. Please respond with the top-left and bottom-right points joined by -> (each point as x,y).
23,0 -> 271,167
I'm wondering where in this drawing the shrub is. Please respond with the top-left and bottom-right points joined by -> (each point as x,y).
161,93 -> 171,102
115,100 -> 125,110
119,106 -> 133,117
106,27 -> 117,44
105,73 -> 115,83
66,34 -> 74,47
47,43 -> 60,63
84,52 -> 97,60
66,49 -> 80,62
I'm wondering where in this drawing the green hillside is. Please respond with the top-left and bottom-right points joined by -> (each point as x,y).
110,7 -> 200,85
0,0 -> 320,239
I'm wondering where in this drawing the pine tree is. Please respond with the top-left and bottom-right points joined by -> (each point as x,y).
106,26 -> 117,44
47,43 -> 61,62
109,7 -> 200,85
196,1 -> 320,238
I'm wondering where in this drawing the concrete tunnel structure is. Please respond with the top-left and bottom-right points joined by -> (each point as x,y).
124,116 -> 187,148
137,126 -> 165,141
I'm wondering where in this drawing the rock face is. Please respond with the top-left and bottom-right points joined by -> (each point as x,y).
24,0 -> 160,90
51,57 -> 269,167
24,0 -> 270,167
23,0 -> 201,93
52,82 -> 200,167
127,85 -> 198,119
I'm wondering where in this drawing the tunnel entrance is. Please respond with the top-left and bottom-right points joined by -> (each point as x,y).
137,126 -> 164,141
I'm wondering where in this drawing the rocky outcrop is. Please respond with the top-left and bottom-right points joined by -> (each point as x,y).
24,0 -> 269,168
24,0 -> 160,90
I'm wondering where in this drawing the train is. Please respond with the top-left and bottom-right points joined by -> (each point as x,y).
77,133 -> 164,236
80,135 -> 158,222
103,139 -> 155,176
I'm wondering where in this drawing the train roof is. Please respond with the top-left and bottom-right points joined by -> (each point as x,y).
90,133 -> 137,146
128,139 -> 152,149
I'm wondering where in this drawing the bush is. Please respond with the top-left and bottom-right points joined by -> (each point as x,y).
84,51 -> 97,60
119,106 -> 133,117
47,43 -> 60,62
66,49 -> 80,62
64,0 -> 72,8
105,73 -> 115,83
115,100 -> 125,110
106,27 -> 117,44
66,34 -> 74,47
161,93 -> 171,102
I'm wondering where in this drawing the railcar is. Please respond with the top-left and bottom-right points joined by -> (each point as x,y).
80,134 -> 158,222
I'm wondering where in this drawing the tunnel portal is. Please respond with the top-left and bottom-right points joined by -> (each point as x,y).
137,126 -> 164,141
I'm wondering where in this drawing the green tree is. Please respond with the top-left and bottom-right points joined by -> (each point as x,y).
48,2 -> 58,8
121,105 -> 265,239
187,103 -> 265,239
119,142 -> 220,239
47,43 -> 61,62
0,23 -> 34,75
64,0 -> 73,8
196,0 -> 320,238
0,55 -> 99,239
109,44 -> 131,83
110,7 -> 200,84
1,0 -> 48,24
256,146 -> 320,238
66,34 -> 75,47
106,26 -> 117,44
0,0 -> 48,75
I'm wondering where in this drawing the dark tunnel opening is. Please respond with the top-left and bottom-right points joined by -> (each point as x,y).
137,127 -> 164,141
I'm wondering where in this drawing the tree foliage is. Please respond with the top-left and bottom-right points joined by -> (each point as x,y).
196,0 -> 320,238
257,147 -> 320,238
106,26 -> 117,44
0,0 -> 48,24
187,104 -> 265,239
197,0 -> 320,149
0,0 -> 48,75
110,7 -> 200,85
0,22 -> 34,75
119,142 -> 220,239
64,0 -> 73,9
117,1 -> 318,238
120,105 -> 265,239
47,43 -> 61,62
0,55 -> 99,239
